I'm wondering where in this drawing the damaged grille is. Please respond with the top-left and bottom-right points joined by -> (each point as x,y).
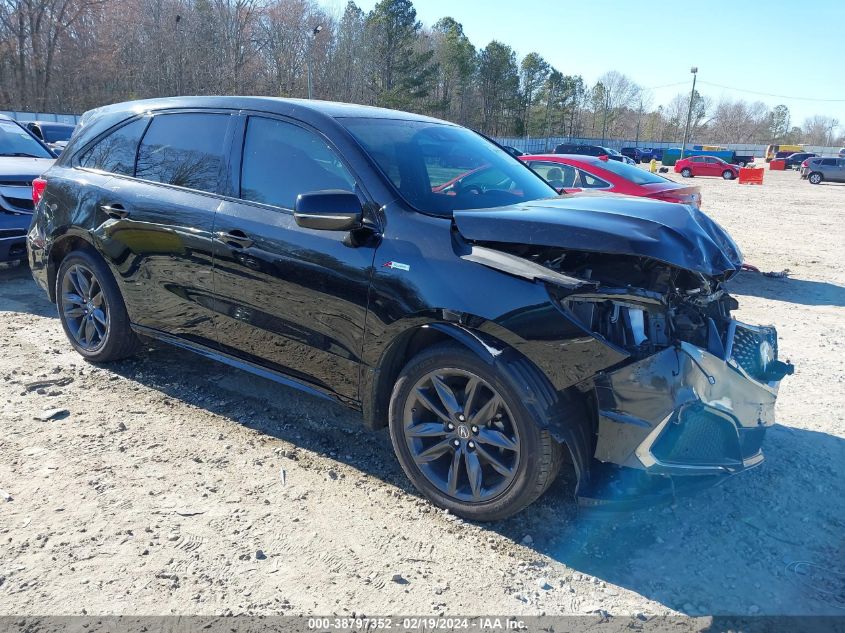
730,324 -> 778,381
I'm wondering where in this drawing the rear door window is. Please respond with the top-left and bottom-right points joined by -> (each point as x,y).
530,161 -> 578,188
78,118 -> 149,176
821,158 -> 837,166
239,117 -> 355,210
136,113 -> 230,193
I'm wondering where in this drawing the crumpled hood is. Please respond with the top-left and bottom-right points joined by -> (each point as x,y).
0,157 -> 54,180
453,194 -> 743,277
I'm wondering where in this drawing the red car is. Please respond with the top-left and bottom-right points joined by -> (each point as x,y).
520,154 -> 702,207
674,155 -> 739,180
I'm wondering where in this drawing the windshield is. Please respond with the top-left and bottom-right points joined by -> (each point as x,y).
0,120 -> 53,158
340,118 -> 557,215
40,124 -> 74,143
592,158 -> 672,185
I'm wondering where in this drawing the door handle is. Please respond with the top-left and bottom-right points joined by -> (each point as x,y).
101,203 -> 129,219
215,229 -> 254,249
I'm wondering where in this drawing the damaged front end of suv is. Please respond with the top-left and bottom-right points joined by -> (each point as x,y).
454,196 -> 794,506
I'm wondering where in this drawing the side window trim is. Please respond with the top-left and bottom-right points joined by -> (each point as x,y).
229,111 -> 368,215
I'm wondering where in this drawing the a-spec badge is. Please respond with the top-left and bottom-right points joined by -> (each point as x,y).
382,261 -> 410,272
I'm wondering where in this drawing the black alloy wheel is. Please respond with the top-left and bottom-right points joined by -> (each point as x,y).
401,368 -> 520,502
56,249 -> 141,362
389,344 -> 563,521
60,263 -> 110,351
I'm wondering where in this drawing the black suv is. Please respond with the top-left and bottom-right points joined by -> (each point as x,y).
783,152 -> 817,170
28,97 -> 792,520
553,143 -> 631,164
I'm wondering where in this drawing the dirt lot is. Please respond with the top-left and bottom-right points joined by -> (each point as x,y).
1,167 -> 843,618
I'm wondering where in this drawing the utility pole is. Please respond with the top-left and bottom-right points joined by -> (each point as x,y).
307,24 -> 323,100
601,89 -> 610,144
680,66 -> 698,160
175,15 -> 183,95
635,98 -> 645,146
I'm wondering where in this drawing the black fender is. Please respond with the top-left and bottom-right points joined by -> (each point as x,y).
35,228 -> 98,302
362,320 -> 592,493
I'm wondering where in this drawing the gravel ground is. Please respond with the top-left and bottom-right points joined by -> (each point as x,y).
0,167 -> 843,618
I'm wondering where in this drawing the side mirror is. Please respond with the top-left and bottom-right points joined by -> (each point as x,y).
294,190 -> 363,231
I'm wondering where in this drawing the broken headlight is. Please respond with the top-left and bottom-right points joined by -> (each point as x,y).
562,296 -> 670,354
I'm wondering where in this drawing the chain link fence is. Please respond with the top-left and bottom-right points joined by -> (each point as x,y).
495,135 -> 843,157
2,110 -> 81,124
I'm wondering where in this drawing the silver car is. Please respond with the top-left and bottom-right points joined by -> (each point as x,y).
801,156 -> 845,184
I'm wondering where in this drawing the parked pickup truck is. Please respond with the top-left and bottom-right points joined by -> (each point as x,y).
730,152 -> 755,167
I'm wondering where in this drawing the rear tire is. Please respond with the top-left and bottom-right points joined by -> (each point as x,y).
388,344 -> 562,521
681,168 -> 692,178
808,172 -> 823,185
722,170 -> 735,180
56,249 -> 141,362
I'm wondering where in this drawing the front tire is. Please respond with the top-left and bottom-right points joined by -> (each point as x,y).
388,344 -> 561,521
681,168 -> 692,178
722,169 -> 735,180
808,172 -> 823,185
56,249 -> 141,362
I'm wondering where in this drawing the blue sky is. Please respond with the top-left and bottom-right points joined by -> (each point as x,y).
317,0 -> 845,125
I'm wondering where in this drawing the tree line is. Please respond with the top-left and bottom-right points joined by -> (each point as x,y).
1,0 -> 842,146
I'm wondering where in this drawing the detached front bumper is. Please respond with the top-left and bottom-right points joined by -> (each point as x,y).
593,325 -> 792,478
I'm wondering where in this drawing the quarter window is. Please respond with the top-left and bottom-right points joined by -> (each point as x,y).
239,117 -> 355,210
136,113 -> 229,193
78,118 -> 148,176
578,170 -> 610,189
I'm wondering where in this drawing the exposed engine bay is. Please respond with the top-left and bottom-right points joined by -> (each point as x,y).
469,241 -> 740,361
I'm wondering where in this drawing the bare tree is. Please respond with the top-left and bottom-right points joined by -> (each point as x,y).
0,0 -> 841,145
